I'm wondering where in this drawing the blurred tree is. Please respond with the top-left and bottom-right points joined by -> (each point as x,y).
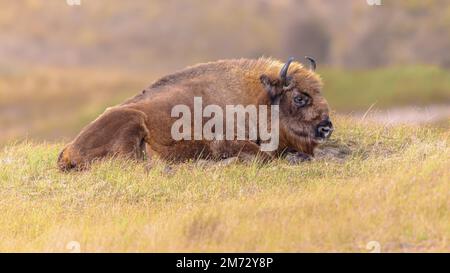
283,18 -> 331,64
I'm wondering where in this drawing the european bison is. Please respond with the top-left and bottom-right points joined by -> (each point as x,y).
58,57 -> 333,171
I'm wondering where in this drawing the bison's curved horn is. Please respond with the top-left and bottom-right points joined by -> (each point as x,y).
305,56 -> 316,71
280,57 -> 294,86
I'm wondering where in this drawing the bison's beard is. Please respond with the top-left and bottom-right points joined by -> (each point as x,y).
283,125 -> 319,156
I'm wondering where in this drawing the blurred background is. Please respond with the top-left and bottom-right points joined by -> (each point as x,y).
0,0 -> 449,145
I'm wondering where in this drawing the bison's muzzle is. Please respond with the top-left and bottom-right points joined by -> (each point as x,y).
315,117 -> 334,140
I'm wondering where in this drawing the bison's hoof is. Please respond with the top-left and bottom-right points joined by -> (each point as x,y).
286,152 -> 312,164
162,165 -> 175,176
218,156 -> 240,166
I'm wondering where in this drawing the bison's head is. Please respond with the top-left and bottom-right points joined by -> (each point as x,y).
260,57 -> 333,155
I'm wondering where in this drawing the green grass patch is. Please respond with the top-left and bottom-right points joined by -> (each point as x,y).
322,65 -> 450,110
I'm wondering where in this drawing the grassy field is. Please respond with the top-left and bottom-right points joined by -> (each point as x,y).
0,116 -> 448,252
1,1 -> 449,253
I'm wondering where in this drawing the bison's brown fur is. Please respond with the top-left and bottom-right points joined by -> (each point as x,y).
58,57 -> 332,171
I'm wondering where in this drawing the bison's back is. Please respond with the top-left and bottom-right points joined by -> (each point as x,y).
122,57 -> 286,106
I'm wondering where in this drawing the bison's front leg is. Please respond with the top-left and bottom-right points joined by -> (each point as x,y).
209,140 -> 274,163
279,147 -> 313,164
58,107 -> 150,171
285,152 -> 312,164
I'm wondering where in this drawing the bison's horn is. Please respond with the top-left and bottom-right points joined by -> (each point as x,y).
280,57 -> 294,86
305,56 -> 316,71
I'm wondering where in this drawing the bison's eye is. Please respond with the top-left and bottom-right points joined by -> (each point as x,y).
293,95 -> 309,107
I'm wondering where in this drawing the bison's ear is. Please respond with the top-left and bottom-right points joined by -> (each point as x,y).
260,74 -> 283,102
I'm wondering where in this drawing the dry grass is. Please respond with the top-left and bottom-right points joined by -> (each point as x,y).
0,116 -> 448,252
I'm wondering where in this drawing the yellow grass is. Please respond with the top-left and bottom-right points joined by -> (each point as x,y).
0,116 -> 448,252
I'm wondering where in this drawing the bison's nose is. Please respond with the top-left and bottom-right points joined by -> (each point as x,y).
316,118 -> 334,139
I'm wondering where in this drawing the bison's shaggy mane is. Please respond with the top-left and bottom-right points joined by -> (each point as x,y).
150,57 -> 309,88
